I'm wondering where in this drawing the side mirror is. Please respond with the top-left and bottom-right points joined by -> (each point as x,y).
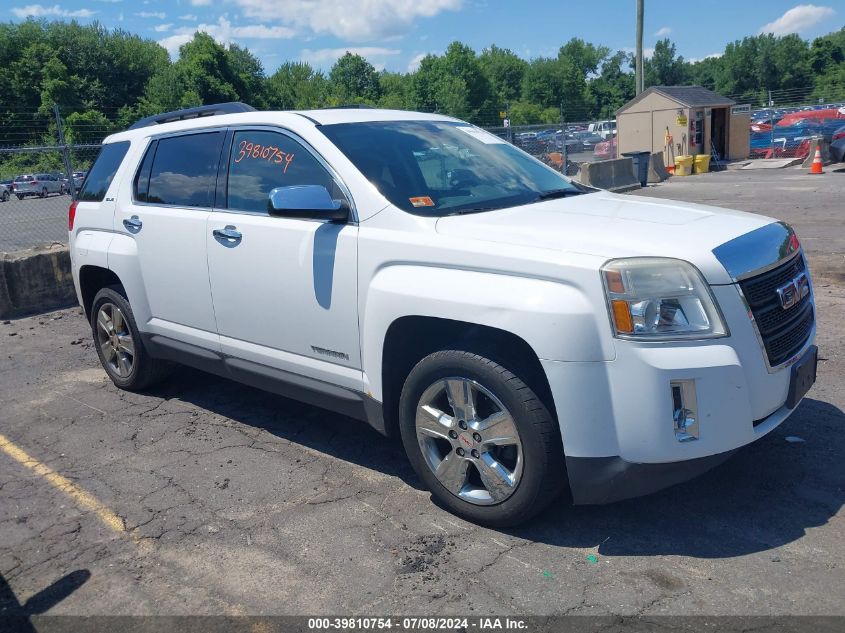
268,185 -> 349,222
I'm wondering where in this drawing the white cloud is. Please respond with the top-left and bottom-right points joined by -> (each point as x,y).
234,0 -> 462,41
135,10 -> 165,18
300,47 -> 401,71
154,23 -> 173,32
624,46 -> 656,59
158,17 -> 297,57
687,52 -> 722,63
407,52 -> 429,72
158,33 -> 193,55
190,0 -> 212,5
178,13 -> 197,20
11,4 -> 96,18
654,26 -> 672,37
759,4 -> 835,35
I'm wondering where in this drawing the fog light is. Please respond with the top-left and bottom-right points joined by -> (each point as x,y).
670,380 -> 699,442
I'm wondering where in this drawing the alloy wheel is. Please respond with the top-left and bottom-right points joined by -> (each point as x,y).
95,303 -> 136,378
415,377 -> 524,505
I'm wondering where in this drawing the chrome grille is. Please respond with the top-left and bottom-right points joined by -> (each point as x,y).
739,253 -> 814,367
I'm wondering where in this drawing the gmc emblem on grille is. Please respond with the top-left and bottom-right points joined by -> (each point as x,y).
776,272 -> 810,310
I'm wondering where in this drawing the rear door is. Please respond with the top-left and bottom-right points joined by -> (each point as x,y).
116,130 -> 225,350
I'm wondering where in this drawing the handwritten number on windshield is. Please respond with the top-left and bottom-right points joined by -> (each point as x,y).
235,140 -> 294,173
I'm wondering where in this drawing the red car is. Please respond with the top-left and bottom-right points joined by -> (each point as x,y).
593,136 -> 617,160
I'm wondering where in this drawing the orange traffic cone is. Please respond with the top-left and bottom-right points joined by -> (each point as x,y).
809,144 -> 824,175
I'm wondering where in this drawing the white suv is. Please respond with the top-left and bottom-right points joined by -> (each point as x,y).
69,103 -> 818,526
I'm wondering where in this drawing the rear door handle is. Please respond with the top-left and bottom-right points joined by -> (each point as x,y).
213,225 -> 242,243
122,215 -> 142,233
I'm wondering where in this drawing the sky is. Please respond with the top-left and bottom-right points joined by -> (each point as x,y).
7,1 -> 842,74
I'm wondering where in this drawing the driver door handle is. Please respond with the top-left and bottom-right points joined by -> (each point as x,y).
213,225 -> 242,243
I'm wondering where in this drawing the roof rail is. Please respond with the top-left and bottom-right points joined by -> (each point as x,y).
128,102 -> 256,130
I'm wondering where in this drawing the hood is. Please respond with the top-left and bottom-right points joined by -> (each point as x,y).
435,191 -> 774,285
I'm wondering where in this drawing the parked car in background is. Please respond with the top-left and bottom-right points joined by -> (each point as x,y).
588,120 -> 617,140
73,171 -> 87,192
573,131 -> 603,151
593,136 -> 618,160
13,173 -> 65,199
0,182 -> 10,202
831,124 -> 845,163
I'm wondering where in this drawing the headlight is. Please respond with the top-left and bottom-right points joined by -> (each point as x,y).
602,258 -> 728,340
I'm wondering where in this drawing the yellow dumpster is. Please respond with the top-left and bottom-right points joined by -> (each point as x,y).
693,154 -> 711,174
674,155 -> 693,176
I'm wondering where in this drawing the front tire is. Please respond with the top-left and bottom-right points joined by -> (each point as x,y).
399,350 -> 564,527
1,191 -> 8,202
16,194 -> 23,200
90,287 -> 170,391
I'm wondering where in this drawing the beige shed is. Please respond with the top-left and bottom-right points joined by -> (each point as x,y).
616,86 -> 750,163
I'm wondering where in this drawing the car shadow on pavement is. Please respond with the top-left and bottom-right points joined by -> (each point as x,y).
0,569 -> 90,629
514,397 -> 845,558
153,368 -> 423,488
153,369 -> 843,559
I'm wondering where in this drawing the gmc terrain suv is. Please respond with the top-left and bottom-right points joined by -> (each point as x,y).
69,103 -> 818,526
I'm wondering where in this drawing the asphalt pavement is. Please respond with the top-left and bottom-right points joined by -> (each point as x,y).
0,166 -> 843,618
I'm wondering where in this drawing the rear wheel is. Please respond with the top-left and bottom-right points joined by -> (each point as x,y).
91,287 -> 171,391
16,194 -> 23,200
399,350 -> 564,527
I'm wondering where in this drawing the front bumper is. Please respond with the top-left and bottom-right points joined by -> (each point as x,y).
565,450 -> 736,505
542,280 -> 815,504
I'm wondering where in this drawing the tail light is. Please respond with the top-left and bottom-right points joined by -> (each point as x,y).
68,200 -> 78,231
834,131 -> 845,141
31,180 -> 39,185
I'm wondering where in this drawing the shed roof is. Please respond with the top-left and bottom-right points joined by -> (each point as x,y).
618,86 -> 736,113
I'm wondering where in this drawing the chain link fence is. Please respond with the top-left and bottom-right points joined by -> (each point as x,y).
0,107 -> 107,252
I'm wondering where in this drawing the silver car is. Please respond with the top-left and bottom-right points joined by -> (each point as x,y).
13,173 -> 65,199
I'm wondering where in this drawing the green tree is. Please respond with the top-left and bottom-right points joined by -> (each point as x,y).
266,62 -> 326,109
478,45 -> 527,105
558,38 -> 609,77
587,51 -> 635,119
522,57 -> 589,120
645,39 -> 687,87
328,52 -> 381,103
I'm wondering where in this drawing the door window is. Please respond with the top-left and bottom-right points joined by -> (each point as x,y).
146,132 -> 224,208
226,130 -> 346,214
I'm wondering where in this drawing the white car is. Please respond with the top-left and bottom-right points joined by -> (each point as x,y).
69,103 -> 817,526
588,120 -> 617,140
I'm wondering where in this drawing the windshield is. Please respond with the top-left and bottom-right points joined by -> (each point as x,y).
320,120 -> 587,215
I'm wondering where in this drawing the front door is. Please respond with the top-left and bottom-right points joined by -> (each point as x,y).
206,128 -> 361,391
115,130 -> 225,350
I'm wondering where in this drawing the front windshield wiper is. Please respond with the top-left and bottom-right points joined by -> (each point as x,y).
533,188 -> 586,201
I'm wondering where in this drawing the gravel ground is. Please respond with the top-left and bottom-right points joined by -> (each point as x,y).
0,166 -> 843,618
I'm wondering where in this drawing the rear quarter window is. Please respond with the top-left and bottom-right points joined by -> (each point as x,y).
78,141 -> 131,202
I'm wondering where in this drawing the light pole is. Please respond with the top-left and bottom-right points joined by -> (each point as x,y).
635,0 -> 644,95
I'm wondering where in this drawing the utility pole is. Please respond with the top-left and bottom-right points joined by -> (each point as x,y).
635,0 -> 644,95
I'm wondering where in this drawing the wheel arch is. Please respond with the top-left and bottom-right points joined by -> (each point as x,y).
78,265 -> 123,320
379,315 -> 558,440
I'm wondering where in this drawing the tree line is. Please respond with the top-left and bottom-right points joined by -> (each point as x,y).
1,19 -> 844,149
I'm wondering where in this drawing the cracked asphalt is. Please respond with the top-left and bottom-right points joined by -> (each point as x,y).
1,167 -> 844,617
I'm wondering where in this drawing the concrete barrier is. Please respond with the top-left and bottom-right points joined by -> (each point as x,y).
577,157 -> 641,193
647,152 -> 671,183
802,136 -> 833,168
0,246 -> 76,319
